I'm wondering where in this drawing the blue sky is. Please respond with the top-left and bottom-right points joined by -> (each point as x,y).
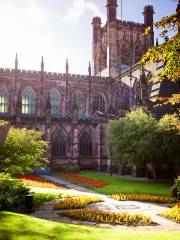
0,0 -> 177,74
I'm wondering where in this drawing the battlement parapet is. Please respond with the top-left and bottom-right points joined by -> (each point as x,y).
0,67 -> 109,82
143,5 -> 154,13
117,19 -> 145,28
0,68 -> 15,73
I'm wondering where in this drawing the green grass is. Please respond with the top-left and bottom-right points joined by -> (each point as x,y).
0,211 -> 180,240
78,171 -> 171,195
32,193 -> 62,208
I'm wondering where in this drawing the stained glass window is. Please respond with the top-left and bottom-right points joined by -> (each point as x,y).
52,130 -> 70,158
79,132 -> 92,157
0,88 -> 8,113
73,92 -> 85,117
22,89 -> 35,114
50,89 -> 60,115
93,94 -> 106,112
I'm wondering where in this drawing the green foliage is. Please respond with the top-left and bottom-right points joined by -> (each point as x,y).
0,125 -> 48,176
33,193 -> 62,208
108,109 -> 180,180
159,114 -> 180,164
0,173 -> 29,210
108,109 -> 159,166
171,176 -> 180,199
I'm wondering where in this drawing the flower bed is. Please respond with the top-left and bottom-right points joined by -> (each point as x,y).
62,173 -> 109,188
60,208 -> 153,226
111,193 -> 176,203
161,205 -> 180,223
18,175 -> 66,189
55,195 -> 102,210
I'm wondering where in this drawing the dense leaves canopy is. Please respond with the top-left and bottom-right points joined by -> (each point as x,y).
0,122 -> 48,176
108,109 -> 180,180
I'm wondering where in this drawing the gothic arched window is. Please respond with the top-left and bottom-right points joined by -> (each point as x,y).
50,89 -> 61,116
121,43 -> 130,69
134,45 -> 142,63
73,92 -> 85,117
0,88 -> 8,113
113,93 -> 120,114
22,88 -> 35,114
93,94 -> 106,113
52,130 -> 70,158
79,131 -> 92,157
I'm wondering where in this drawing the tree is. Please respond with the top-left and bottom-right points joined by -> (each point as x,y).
158,114 -> 180,167
0,122 -> 48,176
108,109 -> 179,181
141,1 -> 180,107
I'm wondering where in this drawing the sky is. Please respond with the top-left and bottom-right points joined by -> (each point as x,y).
0,0 -> 177,74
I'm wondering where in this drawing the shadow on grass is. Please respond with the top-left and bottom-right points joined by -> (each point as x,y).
0,211 -> 94,240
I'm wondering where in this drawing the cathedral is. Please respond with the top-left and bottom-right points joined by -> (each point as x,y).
0,0 -> 155,173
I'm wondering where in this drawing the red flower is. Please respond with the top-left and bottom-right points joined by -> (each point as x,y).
62,173 -> 109,188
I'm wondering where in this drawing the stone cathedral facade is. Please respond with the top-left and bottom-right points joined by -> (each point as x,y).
0,0 -> 155,172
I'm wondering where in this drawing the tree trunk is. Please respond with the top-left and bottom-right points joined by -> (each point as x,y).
151,161 -> 157,182
118,165 -> 122,175
0,125 -> 10,146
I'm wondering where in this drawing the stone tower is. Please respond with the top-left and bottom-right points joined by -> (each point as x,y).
92,0 -> 155,78
106,0 -> 118,23
143,5 -> 155,47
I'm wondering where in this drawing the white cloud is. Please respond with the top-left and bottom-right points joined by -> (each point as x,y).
0,0 -> 62,71
63,0 -> 105,26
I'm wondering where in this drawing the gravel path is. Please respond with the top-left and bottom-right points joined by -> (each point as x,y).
32,175 -> 180,231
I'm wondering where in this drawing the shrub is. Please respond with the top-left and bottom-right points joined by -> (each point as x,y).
111,193 -> 176,203
62,173 -> 109,188
55,195 -> 102,210
161,205 -> 180,223
60,208 -> 152,226
171,176 -> 180,200
18,175 -> 67,189
0,173 -> 29,210
0,126 -> 48,176
33,193 -> 62,208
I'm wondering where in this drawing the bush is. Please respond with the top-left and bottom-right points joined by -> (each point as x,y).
0,173 -> 29,210
171,176 -> 180,200
161,205 -> 180,223
111,193 -> 176,203
60,208 -> 152,226
55,195 -> 102,210
0,126 -> 48,176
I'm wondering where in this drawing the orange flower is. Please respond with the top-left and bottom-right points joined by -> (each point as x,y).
17,175 -> 66,189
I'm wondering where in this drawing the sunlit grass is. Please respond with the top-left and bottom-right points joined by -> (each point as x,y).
0,211 -> 180,240
78,171 -> 170,195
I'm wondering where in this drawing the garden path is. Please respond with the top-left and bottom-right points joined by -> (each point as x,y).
32,175 -> 180,231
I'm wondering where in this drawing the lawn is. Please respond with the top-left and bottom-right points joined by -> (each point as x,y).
77,171 -> 171,195
0,211 -> 180,240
